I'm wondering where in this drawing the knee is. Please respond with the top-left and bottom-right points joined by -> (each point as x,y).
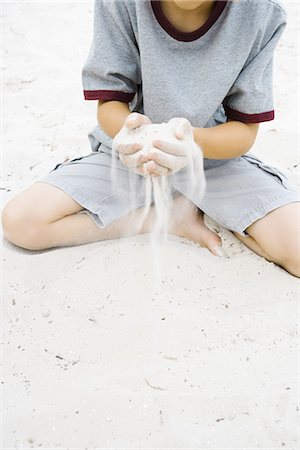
2,200 -> 43,250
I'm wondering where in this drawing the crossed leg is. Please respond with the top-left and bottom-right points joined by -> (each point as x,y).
1,182 -> 222,254
2,182 -> 299,277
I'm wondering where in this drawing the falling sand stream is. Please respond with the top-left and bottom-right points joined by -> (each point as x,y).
111,119 -> 206,280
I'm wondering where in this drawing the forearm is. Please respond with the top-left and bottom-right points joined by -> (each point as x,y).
97,100 -> 131,139
193,121 -> 259,159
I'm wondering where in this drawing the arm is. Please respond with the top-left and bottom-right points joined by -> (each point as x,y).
198,4 -> 287,160
193,121 -> 259,160
97,100 -> 131,138
97,100 -> 152,140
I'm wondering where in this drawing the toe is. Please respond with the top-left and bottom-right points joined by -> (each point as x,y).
188,222 -> 222,254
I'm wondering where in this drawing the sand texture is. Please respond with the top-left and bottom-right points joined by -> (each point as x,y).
1,1 -> 299,448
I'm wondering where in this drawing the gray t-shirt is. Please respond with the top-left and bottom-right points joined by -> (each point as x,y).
82,0 -> 287,153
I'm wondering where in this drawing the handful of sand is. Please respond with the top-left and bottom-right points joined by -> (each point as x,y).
112,118 -> 206,239
112,118 -> 202,176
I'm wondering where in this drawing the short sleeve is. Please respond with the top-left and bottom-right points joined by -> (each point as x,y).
82,0 -> 141,102
223,4 -> 287,123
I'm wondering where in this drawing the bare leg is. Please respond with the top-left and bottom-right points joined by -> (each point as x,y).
2,182 -> 222,253
233,203 -> 300,277
233,232 -> 273,261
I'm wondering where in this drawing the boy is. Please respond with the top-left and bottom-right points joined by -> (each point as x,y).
2,0 -> 299,277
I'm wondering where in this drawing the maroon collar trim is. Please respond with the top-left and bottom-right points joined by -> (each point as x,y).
150,1 -> 227,42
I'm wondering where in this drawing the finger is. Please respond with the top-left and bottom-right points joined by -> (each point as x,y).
133,163 -> 152,176
148,150 -> 187,173
171,120 -> 188,140
175,121 -> 191,139
174,129 -> 185,140
124,113 -> 141,130
120,151 -> 148,168
152,139 -> 185,157
133,166 -> 148,176
169,118 -> 193,140
176,123 -> 193,141
117,142 -> 143,156
125,113 -> 151,130
143,161 -> 170,176
134,161 -> 169,177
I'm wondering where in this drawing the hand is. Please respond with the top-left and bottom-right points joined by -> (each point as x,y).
146,118 -> 203,176
113,116 -> 203,177
112,112 -> 152,172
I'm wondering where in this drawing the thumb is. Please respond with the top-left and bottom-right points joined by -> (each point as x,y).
173,119 -> 193,140
126,112 -> 140,122
125,113 -> 152,130
125,113 -> 143,130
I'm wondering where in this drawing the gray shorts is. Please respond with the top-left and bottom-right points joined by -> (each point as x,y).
39,148 -> 299,237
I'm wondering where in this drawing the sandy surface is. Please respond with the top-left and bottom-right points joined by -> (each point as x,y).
1,1 -> 299,448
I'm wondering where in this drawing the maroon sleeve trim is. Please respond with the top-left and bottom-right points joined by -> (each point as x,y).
84,90 -> 136,102
224,105 -> 275,123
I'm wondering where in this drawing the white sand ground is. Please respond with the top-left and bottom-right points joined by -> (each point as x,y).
1,1 -> 299,448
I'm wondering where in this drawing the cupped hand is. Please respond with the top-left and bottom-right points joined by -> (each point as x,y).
113,115 -> 202,177
112,112 -> 152,172
145,118 -> 202,176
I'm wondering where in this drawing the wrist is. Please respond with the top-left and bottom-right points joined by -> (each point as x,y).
193,126 -> 208,158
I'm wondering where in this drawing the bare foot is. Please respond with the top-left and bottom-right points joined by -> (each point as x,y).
168,195 -> 225,256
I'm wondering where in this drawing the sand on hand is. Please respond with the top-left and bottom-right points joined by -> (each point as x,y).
112,119 -> 206,239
